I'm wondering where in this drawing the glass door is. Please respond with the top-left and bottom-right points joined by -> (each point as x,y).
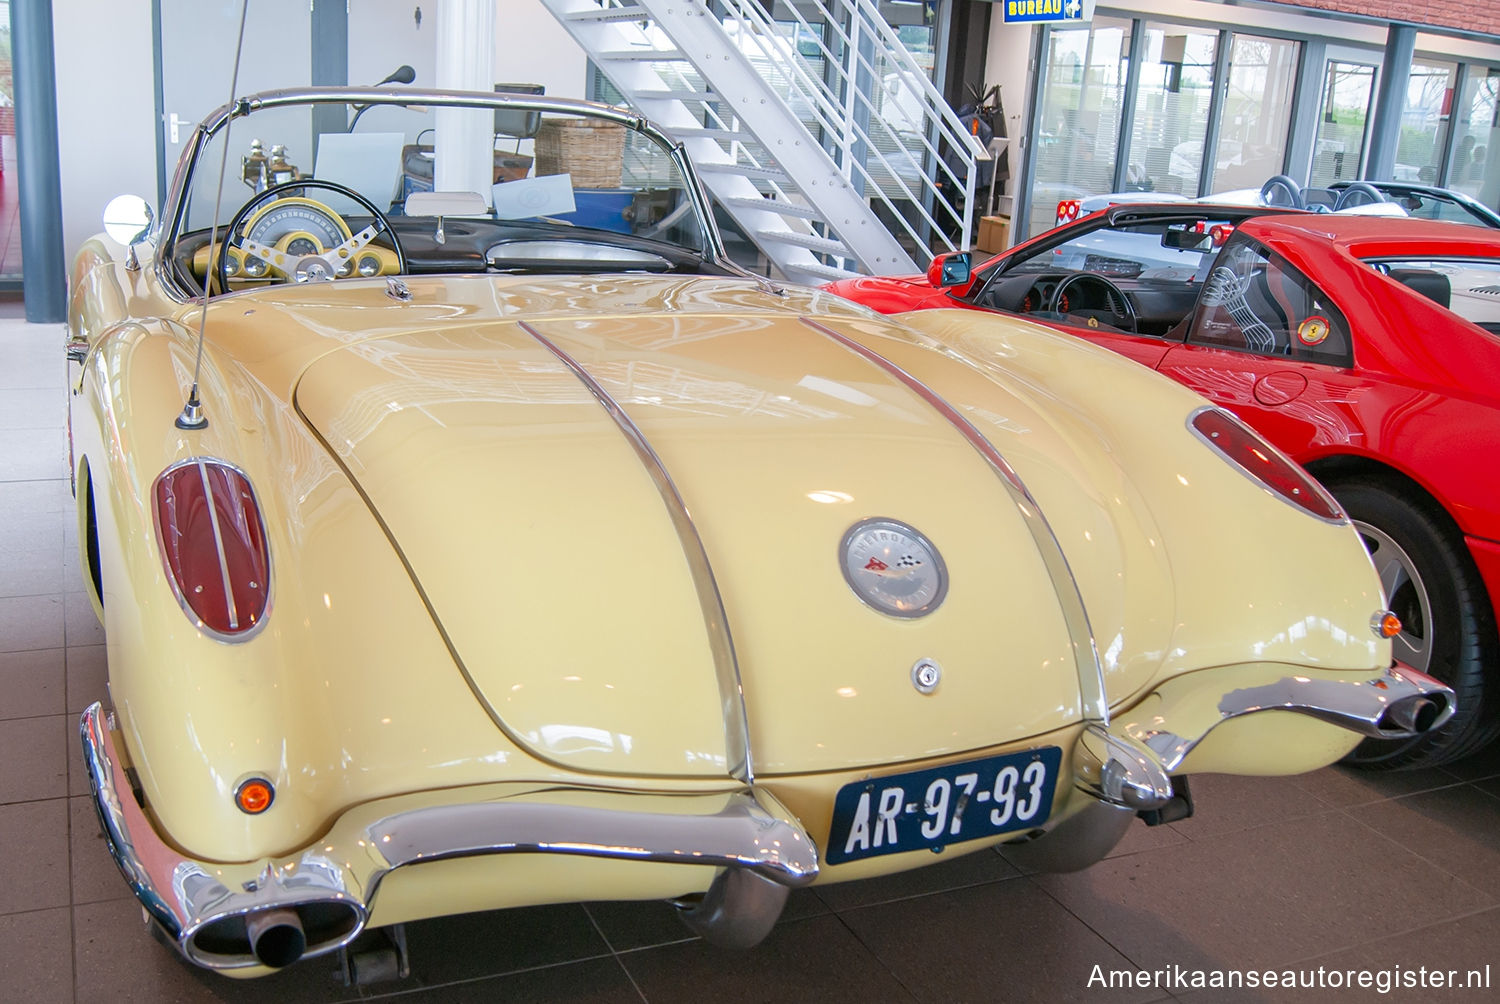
1309,55 -> 1377,188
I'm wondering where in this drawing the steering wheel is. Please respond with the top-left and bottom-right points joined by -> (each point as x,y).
1048,273 -> 1138,333
1334,181 -> 1387,211
216,179 -> 406,292
1260,174 -> 1304,209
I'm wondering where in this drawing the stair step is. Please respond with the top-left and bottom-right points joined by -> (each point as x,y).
597,47 -> 685,62
723,196 -> 824,220
670,126 -> 753,144
786,261 -> 862,282
755,229 -> 851,257
697,163 -> 789,184
634,87 -> 716,103
561,4 -> 648,23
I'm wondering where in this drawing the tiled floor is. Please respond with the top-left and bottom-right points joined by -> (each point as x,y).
4,307 -> 1500,1002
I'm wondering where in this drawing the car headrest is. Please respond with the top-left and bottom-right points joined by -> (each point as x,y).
1387,268 -> 1451,310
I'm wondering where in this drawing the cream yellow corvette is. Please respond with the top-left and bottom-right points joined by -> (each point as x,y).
68,89 -> 1454,980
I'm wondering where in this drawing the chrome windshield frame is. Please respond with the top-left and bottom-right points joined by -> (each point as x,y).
155,86 -> 728,303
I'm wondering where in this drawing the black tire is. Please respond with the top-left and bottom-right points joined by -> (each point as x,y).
1329,480 -> 1500,769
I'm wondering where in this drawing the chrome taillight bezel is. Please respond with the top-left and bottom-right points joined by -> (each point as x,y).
152,457 -> 273,642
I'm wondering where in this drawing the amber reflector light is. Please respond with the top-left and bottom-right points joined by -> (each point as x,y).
153,460 -> 270,637
1190,408 -> 1344,521
1379,612 -> 1402,638
235,778 -> 275,814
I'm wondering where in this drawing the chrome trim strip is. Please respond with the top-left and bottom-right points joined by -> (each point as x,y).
196,460 -> 240,631
80,701 -> 815,971
1128,663 -> 1457,772
800,318 -> 1109,725
519,320 -> 752,785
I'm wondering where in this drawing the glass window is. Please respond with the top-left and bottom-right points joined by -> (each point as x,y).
1030,17 -> 1132,236
1128,26 -> 1218,197
1310,61 -> 1376,188
1210,35 -> 1297,195
1189,237 -> 1352,366
1397,61 -> 1456,184
1449,67 -> 1499,195
1364,257 -> 1500,333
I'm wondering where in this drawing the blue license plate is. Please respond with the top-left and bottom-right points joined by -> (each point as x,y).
826,746 -> 1062,865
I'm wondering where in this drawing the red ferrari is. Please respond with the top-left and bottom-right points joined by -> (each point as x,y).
826,208 -> 1500,769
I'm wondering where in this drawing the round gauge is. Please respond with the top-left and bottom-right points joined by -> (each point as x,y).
242,197 -> 349,256
357,255 -> 381,277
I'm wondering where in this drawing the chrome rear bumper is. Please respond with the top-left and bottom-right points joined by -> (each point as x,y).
79,702 -> 817,971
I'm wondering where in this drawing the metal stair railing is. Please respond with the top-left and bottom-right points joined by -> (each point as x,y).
542,0 -> 987,279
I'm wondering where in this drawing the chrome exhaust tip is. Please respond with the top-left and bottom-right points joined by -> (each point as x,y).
245,907 -> 306,969
1379,694 -> 1447,736
674,867 -> 789,949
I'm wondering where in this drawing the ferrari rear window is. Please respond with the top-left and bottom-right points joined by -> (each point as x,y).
1362,258 -> 1500,335
1187,236 -> 1352,367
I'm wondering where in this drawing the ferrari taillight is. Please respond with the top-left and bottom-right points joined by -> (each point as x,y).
1189,407 -> 1345,522
153,459 -> 271,639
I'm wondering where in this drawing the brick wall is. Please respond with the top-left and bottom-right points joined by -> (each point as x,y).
1273,0 -> 1500,39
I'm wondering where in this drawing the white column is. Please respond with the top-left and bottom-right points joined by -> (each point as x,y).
434,0 -> 496,206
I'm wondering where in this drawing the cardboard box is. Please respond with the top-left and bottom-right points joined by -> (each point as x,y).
976,215 -> 1010,255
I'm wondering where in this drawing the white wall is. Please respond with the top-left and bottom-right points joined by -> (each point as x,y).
52,0 -> 158,260
499,2 -> 589,101
982,21 -> 1035,230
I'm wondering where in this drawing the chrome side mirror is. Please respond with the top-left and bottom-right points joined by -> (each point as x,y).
103,195 -> 154,270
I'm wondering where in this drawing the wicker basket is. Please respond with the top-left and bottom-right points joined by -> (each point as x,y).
533,118 -> 626,188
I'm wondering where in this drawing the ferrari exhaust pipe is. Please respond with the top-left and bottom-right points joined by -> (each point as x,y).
245,907 -> 307,969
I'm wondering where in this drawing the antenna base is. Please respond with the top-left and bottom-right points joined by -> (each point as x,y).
175,398 -> 208,430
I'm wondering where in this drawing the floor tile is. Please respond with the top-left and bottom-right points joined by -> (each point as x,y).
1031,810 -> 1495,974
73,897 -> 361,1003
0,507 -> 65,553
620,913 -> 918,1004
0,386 -> 67,431
1345,786 -> 1500,899
1476,776 -> 1500,801
0,798 -> 69,914
839,879 -> 1164,1003
63,590 -> 104,646
1276,906 -> 1500,1000
814,842 -> 1020,911
0,428 -> 67,480
0,713 -> 69,803
66,643 -> 108,714
0,647 -> 65,719
0,592 -> 64,652
0,547 -> 66,599
0,477 -> 71,515
1287,763 -> 1465,808
366,956 -> 644,1003
70,795 -> 131,906
399,904 -> 611,989
0,906 -> 72,1003
1166,772 -> 1336,841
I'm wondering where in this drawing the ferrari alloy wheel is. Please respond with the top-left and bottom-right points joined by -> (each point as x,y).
1332,481 -> 1500,769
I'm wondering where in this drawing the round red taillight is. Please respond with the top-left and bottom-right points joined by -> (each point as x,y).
1189,407 -> 1345,522
235,777 -> 275,814
153,459 -> 271,639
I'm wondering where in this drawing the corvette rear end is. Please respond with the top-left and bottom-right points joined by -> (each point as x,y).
68,88 -> 1453,979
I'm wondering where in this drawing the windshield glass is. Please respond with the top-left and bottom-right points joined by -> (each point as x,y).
166,93 -> 713,296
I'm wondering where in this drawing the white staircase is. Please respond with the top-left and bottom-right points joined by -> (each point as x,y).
540,0 -> 989,284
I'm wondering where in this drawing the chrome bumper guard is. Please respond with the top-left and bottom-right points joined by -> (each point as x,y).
1070,662 -> 1456,812
80,702 -> 818,971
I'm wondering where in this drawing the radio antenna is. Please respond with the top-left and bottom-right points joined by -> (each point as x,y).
176,0 -> 251,431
